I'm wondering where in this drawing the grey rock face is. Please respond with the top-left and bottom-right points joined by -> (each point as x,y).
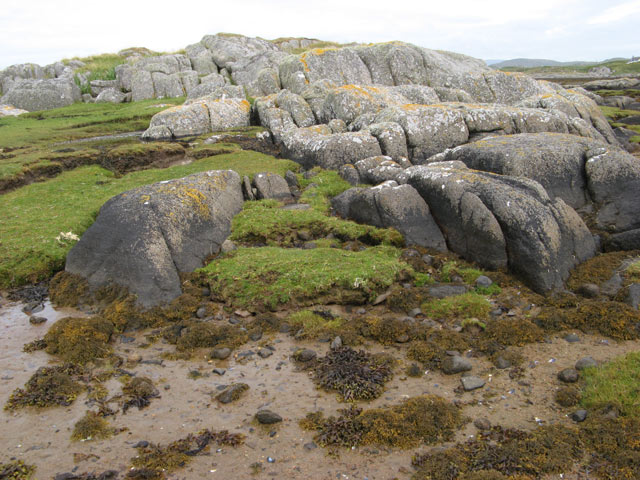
626,283 -> 640,310
281,127 -> 382,170
95,88 -> 126,104
276,89 -> 315,127
65,170 -> 244,307
441,355 -> 472,374
332,182 -> 446,251
252,172 -> 292,201
440,132 -> 640,234
406,163 -> 596,293
145,97 -> 250,138
1,78 -> 81,111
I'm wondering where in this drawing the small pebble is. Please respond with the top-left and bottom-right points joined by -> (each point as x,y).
213,368 -> 226,376
575,356 -> 597,370
475,275 -> 493,288
304,442 -> 317,451
473,418 -> 491,430
558,368 -> 579,383
330,336 -> 342,350
267,457 -> 275,463
258,349 -> 273,359
29,316 -> 47,325
564,333 -> 580,343
196,306 -> 207,319
570,410 -> 588,422
461,376 -> 485,391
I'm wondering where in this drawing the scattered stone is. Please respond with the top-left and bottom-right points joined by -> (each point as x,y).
196,306 -> 207,319
428,285 -> 467,299
127,354 -> 141,364
22,302 -> 44,314
120,335 -> 136,343
234,309 -> 252,318
267,457 -> 275,463
577,283 -> 600,298
330,336 -> 342,350
221,239 -> 237,253
407,363 -> 422,377
255,410 -> 283,424
575,356 -> 597,370
564,333 -> 580,343
626,283 -> 640,310
303,442 -> 317,451
441,355 -> 472,374
249,330 -> 263,341
133,440 -> 149,448
297,230 -> 312,241
29,316 -> 47,325
473,418 -> 491,430
396,333 -> 410,343
494,356 -> 512,369
461,376 -> 485,391
213,368 -> 226,376
475,275 -> 493,288
279,323 -> 291,333
373,290 -> 391,305
601,273 -> 623,297
570,410 -> 588,422
258,348 -> 273,359
558,368 -> 579,383
408,308 -> 422,317
216,383 -> 249,404
293,349 -> 317,362
211,347 -> 231,360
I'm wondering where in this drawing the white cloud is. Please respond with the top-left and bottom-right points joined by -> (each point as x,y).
587,0 -> 640,24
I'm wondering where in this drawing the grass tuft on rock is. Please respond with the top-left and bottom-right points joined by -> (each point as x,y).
5,364 -> 86,410
43,316 -> 114,364
0,460 -> 36,479
130,428 -> 245,478
313,346 -> 394,401
231,199 -> 403,247
288,310 -> 345,339
421,292 -> 492,321
71,411 -> 116,441
302,395 -> 464,449
200,246 -> 413,310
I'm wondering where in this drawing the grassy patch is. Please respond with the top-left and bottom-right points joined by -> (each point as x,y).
231,199 -> 403,247
200,246 -> 413,310
598,105 -> 639,121
288,310 -> 345,339
43,316 -> 114,364
71,411 -> 116,441
581,351 -> 640,417
298,169 -> 353,213
5,364 -> 86,410
625,260 -> 640,282
0,151 -> 298,288
301,395 -> 464,449
421,292 -> 492,320
439,261 -> 484,283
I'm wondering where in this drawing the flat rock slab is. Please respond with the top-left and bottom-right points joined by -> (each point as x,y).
461,376 -> 485,391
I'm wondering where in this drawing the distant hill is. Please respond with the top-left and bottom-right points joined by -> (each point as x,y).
490,58 -> 595,69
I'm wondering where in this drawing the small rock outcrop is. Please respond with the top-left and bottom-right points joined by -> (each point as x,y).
332,181 -> 446,251
64,170 -> 244,307
406,162 -> 597,293
1,77 -> 81,111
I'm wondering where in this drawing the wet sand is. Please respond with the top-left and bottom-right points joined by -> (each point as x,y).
1,299 -> 639,479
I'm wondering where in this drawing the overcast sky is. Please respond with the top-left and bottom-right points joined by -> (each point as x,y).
1,0 -> 638,69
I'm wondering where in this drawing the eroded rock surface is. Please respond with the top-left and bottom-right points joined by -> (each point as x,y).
65,170 -> 244,307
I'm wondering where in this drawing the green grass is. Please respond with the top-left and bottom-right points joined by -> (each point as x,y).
598,105 -> 639,122
581,351 -> 640,417
230,199 -> 403,247
420,292 -> 492,320
298,169 -> 354,213
0,151 -> 300,288
0,99 -> 186,181
199,246 -> 413,310
288,310 -> 345,338
439,260 -> 484,283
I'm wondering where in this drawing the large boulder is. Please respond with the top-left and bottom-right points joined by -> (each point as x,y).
0,78 -> 81,111
65,170 -> 244,307
406,163 -> 596,293
438,133 -> 640,234
281,126 -> 382,169
144,97 -> 250,138
332,181 -> 446,251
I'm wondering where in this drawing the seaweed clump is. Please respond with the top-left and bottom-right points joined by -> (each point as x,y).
411,424 -> 582,479
173,321 -> 248,353
313,346 -> 393,401
0,460 -> 36,479
301,395 -> 464,449
5,363 -> 86,410
71,411 -> 116,441
43,316 -> 114,364
129,428 -> 245,479
122,377 -> 159,413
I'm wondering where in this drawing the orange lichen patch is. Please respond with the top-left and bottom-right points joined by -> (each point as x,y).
300,54 -> 310,73
239,100 -> 251,112
337,85 -> 382,97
